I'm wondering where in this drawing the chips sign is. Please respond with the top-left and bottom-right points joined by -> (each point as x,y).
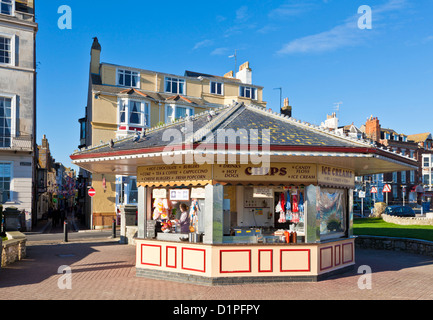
88,188 -> 96,197
383,184 -> 392,193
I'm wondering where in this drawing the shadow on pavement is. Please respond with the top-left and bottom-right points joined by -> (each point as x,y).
325,248 -> 433,281
0,240 -> 133,289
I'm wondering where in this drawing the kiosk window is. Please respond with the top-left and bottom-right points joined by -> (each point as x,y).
317,188 -> 347,240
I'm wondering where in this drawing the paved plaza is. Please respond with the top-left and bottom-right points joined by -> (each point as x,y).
1,236 -> 433,301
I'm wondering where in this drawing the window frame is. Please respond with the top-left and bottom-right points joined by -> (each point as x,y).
0,93 -> 16,148
0,161 -> 13,203
239,86 -> 257,100
164,104 -> 194,123
116,68 -> 140,88
210,81 -> 224,95
0,33 -> 15,66
117,98 -> 150,130
116,175 -> 138,206
0,0 -> 14,16
164,76 -> 186,95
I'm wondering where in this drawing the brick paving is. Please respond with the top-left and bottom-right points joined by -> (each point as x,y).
1,237 -> 433,300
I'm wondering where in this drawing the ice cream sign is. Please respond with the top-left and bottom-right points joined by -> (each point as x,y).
318,165 -> 355,188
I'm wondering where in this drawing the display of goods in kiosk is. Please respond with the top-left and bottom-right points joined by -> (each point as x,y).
161,220 -> 172,232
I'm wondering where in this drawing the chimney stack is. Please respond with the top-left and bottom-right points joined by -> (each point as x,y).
224,70 -> 234,78
236,61 -> 252,84
280,97 -> 292,117
365,115 -> 381,142
90,37 -> 101,75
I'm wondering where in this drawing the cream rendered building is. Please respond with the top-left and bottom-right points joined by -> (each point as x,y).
78,38 -> 267,228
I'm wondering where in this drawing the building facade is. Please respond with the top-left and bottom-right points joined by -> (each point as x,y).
0,0 -> 38,226
78,37 -> 267,228
361,116 -> 426,206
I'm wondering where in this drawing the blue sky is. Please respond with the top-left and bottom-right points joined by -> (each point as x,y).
35,0 -> 433,170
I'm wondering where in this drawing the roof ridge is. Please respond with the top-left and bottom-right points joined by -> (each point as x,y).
191,102 -> 244,143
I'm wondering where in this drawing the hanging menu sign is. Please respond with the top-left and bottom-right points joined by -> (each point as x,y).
213,163 -> 317,184
317,165 -> 355,188
137,164 -> 212,187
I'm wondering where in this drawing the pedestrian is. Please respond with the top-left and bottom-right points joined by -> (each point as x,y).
53,209 -> 60,227
175,203 -> 190,234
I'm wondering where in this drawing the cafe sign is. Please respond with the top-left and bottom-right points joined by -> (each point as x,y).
137,164 -> 212,187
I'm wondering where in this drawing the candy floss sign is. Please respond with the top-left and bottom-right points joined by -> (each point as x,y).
318,165 -> 355,188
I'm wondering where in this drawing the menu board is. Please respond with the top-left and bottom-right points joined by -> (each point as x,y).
137,164 -> 212,187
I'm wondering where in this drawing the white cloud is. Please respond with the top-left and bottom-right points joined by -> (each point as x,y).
268,3 -> 313,18
236,6 -> 249,20
277,0 -> 407,55
211,47 -> 230,56
193,39 -> 214,50
277,22 -> 360,54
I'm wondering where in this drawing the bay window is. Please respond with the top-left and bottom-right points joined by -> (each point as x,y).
118,99 -> 150,131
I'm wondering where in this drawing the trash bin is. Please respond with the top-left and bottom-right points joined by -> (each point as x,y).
422,202 -> 430,213
3,207 -> 21,231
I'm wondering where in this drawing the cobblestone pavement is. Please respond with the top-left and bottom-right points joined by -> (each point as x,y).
1,238 -> 433,301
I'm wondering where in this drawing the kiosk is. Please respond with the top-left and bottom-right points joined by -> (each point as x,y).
71,102 -> 418,285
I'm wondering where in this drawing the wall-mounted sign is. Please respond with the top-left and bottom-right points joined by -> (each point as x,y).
137,164 -> 212,187
20,162 -> 32,167
191,187 -> 206,199
169,189 -> 190,201
213,163 -> 317,184
317,165 -> 355,188
152,188 -> 167,199
253,187 -> 273,198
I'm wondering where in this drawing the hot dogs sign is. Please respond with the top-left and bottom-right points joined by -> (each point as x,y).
213,163 -> 317,184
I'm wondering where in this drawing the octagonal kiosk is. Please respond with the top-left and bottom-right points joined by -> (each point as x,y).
71,102 -> 417,285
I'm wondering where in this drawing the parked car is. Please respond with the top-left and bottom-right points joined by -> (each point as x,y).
384,205 -> 415,217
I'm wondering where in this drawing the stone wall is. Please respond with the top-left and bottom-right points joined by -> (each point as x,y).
382,214 -> 433,226
355,235 -> 433,257
124,226 -> 138,245
1,238 -> 26,267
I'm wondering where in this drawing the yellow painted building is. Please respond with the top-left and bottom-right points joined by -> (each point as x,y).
78,38 -> 267,228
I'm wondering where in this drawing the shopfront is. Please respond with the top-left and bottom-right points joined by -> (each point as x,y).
71,102 -> 418,284
132,161 -> 358,284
